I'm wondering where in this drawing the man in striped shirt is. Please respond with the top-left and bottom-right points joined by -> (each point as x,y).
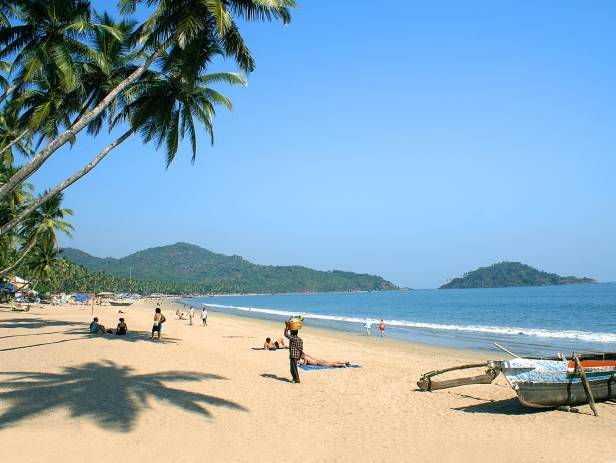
284,326 -> 303,384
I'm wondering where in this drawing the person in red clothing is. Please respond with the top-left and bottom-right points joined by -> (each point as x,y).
379,319 -> 385,337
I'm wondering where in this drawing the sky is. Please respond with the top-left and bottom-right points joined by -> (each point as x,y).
30,0 -> 616,288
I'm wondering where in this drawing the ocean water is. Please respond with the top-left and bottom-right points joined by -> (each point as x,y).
182,284 -> 616,356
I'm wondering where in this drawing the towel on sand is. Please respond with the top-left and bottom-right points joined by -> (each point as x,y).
299,364 -> 361,371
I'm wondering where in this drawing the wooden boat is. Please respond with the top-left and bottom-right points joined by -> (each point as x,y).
491,353 -> 616,408
418,352 -> 616,409
109,300 -> 133,307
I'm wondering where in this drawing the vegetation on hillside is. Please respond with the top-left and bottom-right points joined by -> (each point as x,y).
440,261 -> 597,289
61,242 -> 398,294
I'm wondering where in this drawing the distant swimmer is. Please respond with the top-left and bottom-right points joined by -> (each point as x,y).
379,319 -> 385,337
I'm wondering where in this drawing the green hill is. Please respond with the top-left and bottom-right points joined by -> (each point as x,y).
439,261 -> 597,289
60,242 -> 398,294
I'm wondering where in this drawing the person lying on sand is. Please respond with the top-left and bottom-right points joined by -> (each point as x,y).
175,309 -> 186,320
298,353 -> 350,368
89,317 -> 108,334
263,337 -> 288,350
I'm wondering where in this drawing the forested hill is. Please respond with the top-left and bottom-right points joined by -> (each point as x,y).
61,242 -> 398,294
439,262 -> 597,289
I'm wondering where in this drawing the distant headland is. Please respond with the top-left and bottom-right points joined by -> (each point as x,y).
439,261 -> 597,289
61,242 -> 398,294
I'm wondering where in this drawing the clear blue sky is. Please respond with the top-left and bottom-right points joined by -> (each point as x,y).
31,0 -> 616,288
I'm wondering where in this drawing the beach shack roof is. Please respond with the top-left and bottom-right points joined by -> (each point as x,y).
97,292 -> 114,296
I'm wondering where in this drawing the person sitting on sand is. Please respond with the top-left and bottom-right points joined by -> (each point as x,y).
89,317 -> 107,334
116,318 -> 128,335
298,353 -> 351,368
263,337 -> 288,350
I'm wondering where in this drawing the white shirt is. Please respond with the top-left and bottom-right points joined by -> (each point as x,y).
201,310 -> 208,319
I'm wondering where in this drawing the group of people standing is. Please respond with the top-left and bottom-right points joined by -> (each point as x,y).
364,319 -> 386,337
177,306 -> 208,326
89,302 -> 208,340
153,304 -> 208,338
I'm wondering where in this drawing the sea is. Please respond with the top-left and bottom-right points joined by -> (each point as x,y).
182,283 -> 616,356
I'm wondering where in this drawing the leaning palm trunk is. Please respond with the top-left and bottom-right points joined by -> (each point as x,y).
0,128 -> 30,156
0,238 -> 38,276
0,34 -> 177,206
0,129 -> 134,237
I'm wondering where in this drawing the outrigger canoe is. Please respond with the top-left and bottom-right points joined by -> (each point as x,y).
418,352 -> 616,408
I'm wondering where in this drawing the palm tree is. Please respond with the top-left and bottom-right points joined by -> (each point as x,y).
22,239 -> 59,289
0,109 -> 33,164
10,64 -> 85,150
0,50 -> 246,237
0,191 -> 73,276
125,50 -> 246,166
0,0 -> 295,206
0,0 -> 94,102
75,11 -> 143,135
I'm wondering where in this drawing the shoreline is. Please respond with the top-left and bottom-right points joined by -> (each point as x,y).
174,298 -> 490,361
175,291 -> 616,356
174,298 -> 492,360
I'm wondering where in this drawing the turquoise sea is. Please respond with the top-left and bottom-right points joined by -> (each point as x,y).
182,284 -> 616,356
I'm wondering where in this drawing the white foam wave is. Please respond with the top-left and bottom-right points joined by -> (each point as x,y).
199,302 -> 616,344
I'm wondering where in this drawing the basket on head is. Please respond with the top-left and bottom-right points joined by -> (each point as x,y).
287,319 -> 303,331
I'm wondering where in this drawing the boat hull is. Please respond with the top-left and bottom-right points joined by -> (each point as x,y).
516,376 -> 616,408
109,301 -> 132,306
494,356 -> 616,408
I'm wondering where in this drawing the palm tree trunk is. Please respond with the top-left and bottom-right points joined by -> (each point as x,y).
0,33 -> 177,204
0,128 -> 30,156
69,93 -> 97,128
0,128 -> 134,237
0,238 -> 37,276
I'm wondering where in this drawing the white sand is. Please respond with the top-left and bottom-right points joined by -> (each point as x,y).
0,299 -> 615,463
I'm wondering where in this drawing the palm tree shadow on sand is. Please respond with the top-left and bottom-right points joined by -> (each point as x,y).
0,360 -> 247,431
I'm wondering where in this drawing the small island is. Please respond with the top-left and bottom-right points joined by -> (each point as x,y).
439,261 -> 597,289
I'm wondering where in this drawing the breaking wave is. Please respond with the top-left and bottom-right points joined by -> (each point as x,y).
200,302 -> 616,344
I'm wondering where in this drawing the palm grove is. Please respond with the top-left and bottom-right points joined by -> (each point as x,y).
0,0 -> 295,296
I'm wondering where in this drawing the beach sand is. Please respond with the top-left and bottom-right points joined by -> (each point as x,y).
0,300 -> 615,463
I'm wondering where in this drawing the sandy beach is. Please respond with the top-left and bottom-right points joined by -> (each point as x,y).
0,299 -> 615,463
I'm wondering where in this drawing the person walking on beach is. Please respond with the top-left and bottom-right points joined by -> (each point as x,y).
284,323 -> 303,384
364,319 -> 372,336
201,308 -> 208,326
152,307 -> 165,339
379,319 -> 385,337
188,306 -> 194,325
